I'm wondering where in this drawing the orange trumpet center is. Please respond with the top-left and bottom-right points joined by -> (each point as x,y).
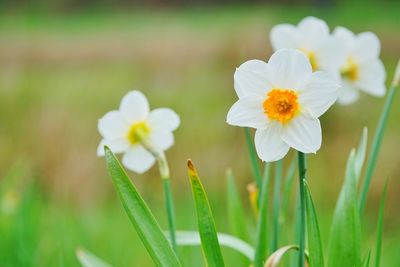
263,89 -> 299,124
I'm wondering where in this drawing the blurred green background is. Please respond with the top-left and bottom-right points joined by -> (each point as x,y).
0,1 -> 399,266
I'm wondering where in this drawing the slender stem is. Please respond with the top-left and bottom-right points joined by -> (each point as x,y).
271,160 -> 283,252
244,128 -> 262,189
358,83 -> 397,214
297,152 -> 306,267
135,129 -> 178,252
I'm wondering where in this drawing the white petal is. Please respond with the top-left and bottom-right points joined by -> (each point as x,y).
122,146 -> 156,174
98,111 -> 129,139
281,115 -> 321,153
315,36 -> 347,73
297,71 -> 340,118
270,24 -> 299,51
147,108 -> 180,132
149,130 -> 174,151
254,124 -> 290,162
333,26 -> 355,51
337,82 -> 360,105
267,49 -> 312,88
119,91 -> 150,123
97,138 -> 130,156
226,96 -> 268,129
352,32 -> 381,63
356,59 -> 386,97
297,17 -> 330,49
234,60 -> 273,98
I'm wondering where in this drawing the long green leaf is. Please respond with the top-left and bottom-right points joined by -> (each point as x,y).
104,147 -> 181,267
226,169 -> 248,241
271,160 -> 283,252
187,160 -> 225,267
359,77 -> 398,213
167,231 -> 255,261
375,179 -> 388,267
76,248 -> 112,267
328,149 -> 361,267
244,128 -> 262,188
362,251 -> 371,267
254,163 -> 270,267
281,157 -> 297,223
355,127 -> 368,183
304,181 -> 324,267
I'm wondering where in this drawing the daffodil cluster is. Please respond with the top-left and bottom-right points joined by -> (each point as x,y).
227,16 -> 387,162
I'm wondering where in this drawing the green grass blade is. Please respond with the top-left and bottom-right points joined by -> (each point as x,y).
281,157 -> 297,223
355,127 -> 368,183
254,163 -> 270,267
304,181 -> 324,267
362,251 -> 371,267
244,128 -> 262,189
271,160 -> 283,252
76,248 -> 112,267
359,81 -> 398,214
328,149 -> 361,267
187,160 -> 225,267
104,147 -> 181,267
375,179 -> 388,267
226,169 -> 248,241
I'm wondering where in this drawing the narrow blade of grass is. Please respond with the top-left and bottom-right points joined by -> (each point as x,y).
244,128 -> 262,188
254,163 -> 270,267
187,159 -> 225,267
226,169 -> 248,241
362,251 -> 371,267
271,160 -> 283,252
304,181 -> 324,267
104,147 -> 181,267
355,127 -> 368,183
328,149 -> 361,267
375,179 -> 388,267
76,248 -> 112,267
359,78 -> 398,214
281,157 -> 297,224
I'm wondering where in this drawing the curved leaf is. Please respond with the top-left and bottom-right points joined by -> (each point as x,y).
76,248 -> 112,267
104,147 -> 181,267
264,245 -> 309,267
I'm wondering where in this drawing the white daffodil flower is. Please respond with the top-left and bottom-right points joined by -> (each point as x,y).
333,26 -> 386,105
227,49 -> 340,162
97,91 -> 180,173
270,16 -> 346,75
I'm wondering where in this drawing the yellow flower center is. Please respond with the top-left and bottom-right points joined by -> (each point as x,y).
263,89 -> 299,124
300,49 -> 318,71
127,121 -> 150,144
341,57 -> 359,81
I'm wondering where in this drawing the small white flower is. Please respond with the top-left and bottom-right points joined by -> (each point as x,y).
270,16 -> 346,75
333,26 -> 386,105
227,49 -> 340,162
97,91 -> 180,173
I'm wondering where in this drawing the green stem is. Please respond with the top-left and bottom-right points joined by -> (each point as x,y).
358,83 -> 397,214
271,160 -> 283,252
298,152 -> 306,267
244,128 -> 262,189
135,129 -> 178,252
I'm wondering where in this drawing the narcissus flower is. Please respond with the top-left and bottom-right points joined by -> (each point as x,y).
227,49 -> 340,162
270,16 -> 345,74
97,91 -> 180,173
333,27 -> 386,104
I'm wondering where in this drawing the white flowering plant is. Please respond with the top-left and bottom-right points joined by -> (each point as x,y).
77,17 -> 399,267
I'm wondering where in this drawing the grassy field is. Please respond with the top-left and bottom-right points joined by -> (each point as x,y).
0,4 -> 399,266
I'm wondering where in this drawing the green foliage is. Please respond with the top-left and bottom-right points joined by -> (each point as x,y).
374,180 -> 388,267
253,163 -> 270,267
76,248 -> 112,267
104,147 -> 182,267
244,128 -> 262,189
304,181 -> 324,267
328,150 -> 361,267
187,160 -> 225,267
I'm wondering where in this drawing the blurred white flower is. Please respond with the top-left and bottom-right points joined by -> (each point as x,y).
97,91 -> 180,173
333,26 -> 386,104
227,49 -> 340,162
270,16 -> 346,75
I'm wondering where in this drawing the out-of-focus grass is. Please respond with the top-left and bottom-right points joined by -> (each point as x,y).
0,4 -> 399,266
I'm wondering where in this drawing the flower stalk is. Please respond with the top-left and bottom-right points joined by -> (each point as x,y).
135,128 -> 178,253
297,152 -> 306,267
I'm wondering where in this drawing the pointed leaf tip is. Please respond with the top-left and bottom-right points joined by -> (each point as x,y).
187,159 -> 197,177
